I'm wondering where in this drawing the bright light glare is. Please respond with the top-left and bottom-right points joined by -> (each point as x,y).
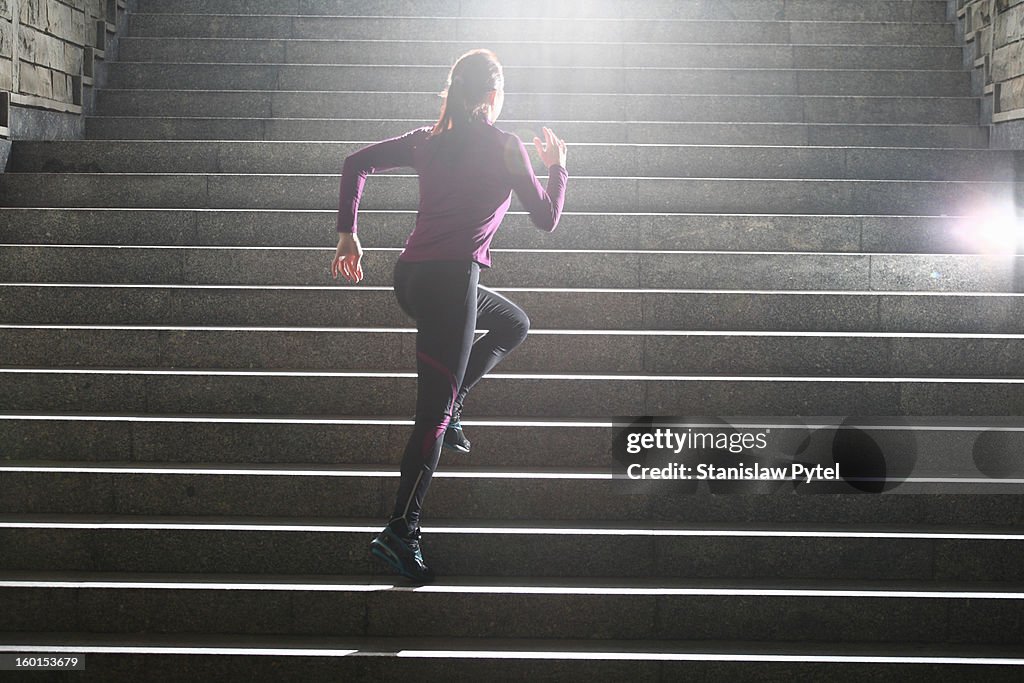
952,198 -> 1023,253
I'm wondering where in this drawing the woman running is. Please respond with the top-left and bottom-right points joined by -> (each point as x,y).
331,49 -> 569,582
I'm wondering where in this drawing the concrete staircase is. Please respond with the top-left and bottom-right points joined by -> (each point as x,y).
1,0 -> 1023,679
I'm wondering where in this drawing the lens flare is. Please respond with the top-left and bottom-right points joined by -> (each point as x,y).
950,198 -> 1023,254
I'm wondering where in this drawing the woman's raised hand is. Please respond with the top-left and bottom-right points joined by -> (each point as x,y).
332,232 -> 364,283
533,126 -> 567,169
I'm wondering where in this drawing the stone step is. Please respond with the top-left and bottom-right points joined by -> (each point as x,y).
4,417 -> 1019,475
116,37 -> 966,70
1,369 -> 1022,415
5,326 -> 1024,377
1,458 -> 1023,514
1,516 -> 1021,579
125,15 -> 957,44
2,572 -> 1019,643
0,209 -> 1003,255
1,632 -> 1022,682
10,141 -> 1016,181
91,89 -> 980,124
2,285 -> 1023,333
2,415 -> 1022,475
132,0 -> 950,22
101,62 -> 972,97
1,245 -> 1021,292
82,117 -> 992,148
1,173 -> 1012,215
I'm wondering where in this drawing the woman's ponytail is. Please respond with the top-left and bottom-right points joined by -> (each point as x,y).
431,49 -> 503,137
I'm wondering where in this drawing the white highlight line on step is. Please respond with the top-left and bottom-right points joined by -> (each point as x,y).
81,120 -> 991,130
88,38 -> 992,48
4,244 -> 1016,258
103,13 -> 960,24
0,579 -> 1019,600
84,88 -> 980,99
88,64 -> 971,77
128,138 -> 989,151
0,579 -> 389,592
0,414 -> 607,427
18,172 -> 1009,182
3,367 -> 1024,383
4,282 -> 1022,296
424,287 -> 1024,296
8,414 -> 1024,432
0,465 -> 608,479
2,520 -> 1022,540
411,586 -> 1024,599
0,645 -> 365,657
52,138 -> 984,152
394,650 -> 1024,665
0,644 -> 1020,665
1,465 -> 1022,486
2,324 -> 1023,339
0,207 -> 989,218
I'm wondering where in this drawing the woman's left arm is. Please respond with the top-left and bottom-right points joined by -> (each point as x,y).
506,128 -> 568,233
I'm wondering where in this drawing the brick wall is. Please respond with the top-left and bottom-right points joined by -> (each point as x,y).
0,0 -> 125,139
959,0 -> 1024,122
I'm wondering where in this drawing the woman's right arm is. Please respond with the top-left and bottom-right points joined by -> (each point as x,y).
336,127 -> 428,234
507,127 -> 568,232
333,127 -> 427,283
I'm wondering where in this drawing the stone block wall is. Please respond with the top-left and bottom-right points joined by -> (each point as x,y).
957,0 -> 1024,145
0,0 -> 132,140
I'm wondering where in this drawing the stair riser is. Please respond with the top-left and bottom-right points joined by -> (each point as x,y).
5,328 -> 1024,376
2,246 -> 1020,291
0,210 -> 996,255
3,419 -> 1022,480
82,118 -> 991,148
3,287 -> 1023,333
1,586 -> 1017,642
133,0 -> 950,22
117,39 -> 965,70
101,63 -> 971,97
2,470 -> 1022,518
126,16 -> 957,44
1,174 -> 1011,215
91,90 -> 980,124
10,141 -> 1015,181
1,372 -> 1022,416
3,527 -> 1017,581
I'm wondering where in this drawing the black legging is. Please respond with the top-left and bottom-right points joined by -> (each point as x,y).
389,258 -> 530,533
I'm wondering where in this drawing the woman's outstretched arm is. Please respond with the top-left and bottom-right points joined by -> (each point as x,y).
507,126 -> 569,232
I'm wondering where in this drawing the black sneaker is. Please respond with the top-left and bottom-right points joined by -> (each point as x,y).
443,407 -> 471,453
370,525 -> 435,582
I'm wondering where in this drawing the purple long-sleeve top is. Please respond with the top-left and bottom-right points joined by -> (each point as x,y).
336,119 -> 569,267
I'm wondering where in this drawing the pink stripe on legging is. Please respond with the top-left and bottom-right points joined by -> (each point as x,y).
416,350 -> 458,461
